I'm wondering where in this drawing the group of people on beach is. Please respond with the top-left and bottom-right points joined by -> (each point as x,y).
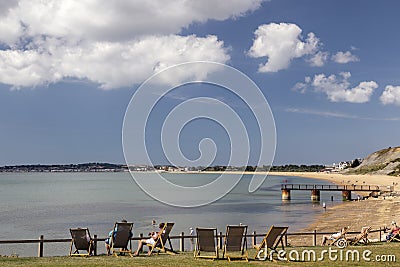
320,220 -> 400,245
104,219 -> 165,256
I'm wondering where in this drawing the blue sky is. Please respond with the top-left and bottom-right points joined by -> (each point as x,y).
0,0 -> 399,166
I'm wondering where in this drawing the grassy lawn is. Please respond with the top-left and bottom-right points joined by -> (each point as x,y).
1,243 -> 399,266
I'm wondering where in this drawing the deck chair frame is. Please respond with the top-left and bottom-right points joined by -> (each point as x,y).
387,230 -> 400,242
222,225 -> 248,262
69,228 -> 93,257
147,222 -> 177,255
329,227 -> 349,247
348,226 -> 371,245
194,227 -> 219,260
109,222 -> 133,257
253,226 -> 288,260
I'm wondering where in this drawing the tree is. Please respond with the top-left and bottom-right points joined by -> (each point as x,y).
351,159 -> 361,168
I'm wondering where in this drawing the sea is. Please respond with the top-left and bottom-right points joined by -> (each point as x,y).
0,172 -> 344,257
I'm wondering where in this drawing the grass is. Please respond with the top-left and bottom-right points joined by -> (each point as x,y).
347,163 -> 389,175
1,243 -> 400,266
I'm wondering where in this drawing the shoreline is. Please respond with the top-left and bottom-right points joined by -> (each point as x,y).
182,170 -> 400,241
268,172 -> 400,245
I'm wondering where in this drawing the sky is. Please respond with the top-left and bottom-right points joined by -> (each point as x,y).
0,0 -> 399,166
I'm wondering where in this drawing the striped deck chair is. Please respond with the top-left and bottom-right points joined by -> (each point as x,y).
253,226 -> 288,260
222,225 -> 248,262
194,228 -> 219,260
147,222 -> 177,255
109,222 -> 133,257
69,228 -> 94,256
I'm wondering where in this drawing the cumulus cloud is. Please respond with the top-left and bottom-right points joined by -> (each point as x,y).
0,0 -> 263,89
331,51 -> 359,64
248,23 -> 320,72
380,85 -> 400,106
0,35 -> 230,89
308,51 -> 329,67
294,72 -> 378,103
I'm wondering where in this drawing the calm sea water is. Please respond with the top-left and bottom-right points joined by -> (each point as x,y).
0,172 -> 343,256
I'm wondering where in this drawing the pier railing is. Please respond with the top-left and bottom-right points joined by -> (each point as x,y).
0,228 -> 387,257
281,184 -> 381,192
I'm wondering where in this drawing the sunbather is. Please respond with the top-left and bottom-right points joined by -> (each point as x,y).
105,219 -> 133,256
386,221 -> 400,241
133,222 -> 165,256
321,226 -> 349,246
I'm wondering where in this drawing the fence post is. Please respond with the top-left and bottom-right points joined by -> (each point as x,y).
218,232 -> 223,249
379,227 -> 382,242
284,232 -> 288,247
313,230 -> 317,246
38,235 -> 44,257
93,234 -> 97,256
252,231 -> 256,247
139,233 -> 143,253
180,232 -> 185,252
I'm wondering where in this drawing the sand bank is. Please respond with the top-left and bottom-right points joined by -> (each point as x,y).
268,172 -> 400,245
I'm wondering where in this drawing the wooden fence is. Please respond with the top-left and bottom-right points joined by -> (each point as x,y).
0,228 -> 387,257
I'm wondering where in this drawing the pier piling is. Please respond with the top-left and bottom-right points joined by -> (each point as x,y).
282,189 -> 291,200
311,189 -> 320,201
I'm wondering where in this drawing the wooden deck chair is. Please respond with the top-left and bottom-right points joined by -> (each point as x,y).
109,222 -> 133,257
348,226 -> 371,245
330,226 -> 349,248
147,222 -> 177,255
69,228 -> 94,256
253,226 -> 288,260
194,228 -> 219,260
222,225 -> 248,262
387,229 -> 400,242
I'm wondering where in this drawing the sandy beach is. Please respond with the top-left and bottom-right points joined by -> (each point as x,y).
268,172 -> 400,245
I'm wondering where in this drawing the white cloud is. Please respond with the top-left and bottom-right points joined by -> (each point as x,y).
0,0 -> 263,45
294,72 -> 378,103
0,0 -> 263,89
285,107 -> 360,119
380,85 -> 400,106
0,35 -> 229,89
308,51 -> 329,67
248,23 -> 320,72
332,51 -> 359,64
285,107 -> 400,121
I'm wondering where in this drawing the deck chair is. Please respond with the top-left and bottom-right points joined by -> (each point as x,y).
69,228 -> 94,256
222,225 -> 248,262
329,226 -> 349,248
348,226 -> 371,245
147,222 -> 177,255
253,226 -> 288,260
387,229 -> 400,242
194,228 -> 219,260
109,221 -> 133,257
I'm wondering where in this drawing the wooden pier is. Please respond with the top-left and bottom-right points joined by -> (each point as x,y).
281,184 -> 381,201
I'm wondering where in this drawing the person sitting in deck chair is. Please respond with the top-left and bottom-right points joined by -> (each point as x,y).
321,226 -> 349,246
133,222 -> 165,256
105,219 -> 133,256
386,221 -> 400,241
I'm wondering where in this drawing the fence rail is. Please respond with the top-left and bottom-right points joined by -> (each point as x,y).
0,228 -> 387,257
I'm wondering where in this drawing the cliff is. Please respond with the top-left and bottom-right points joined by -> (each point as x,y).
346,147 -> 400,176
